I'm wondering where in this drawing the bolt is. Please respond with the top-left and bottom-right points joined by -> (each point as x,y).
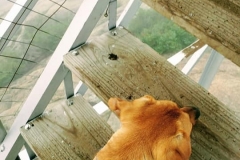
71,50 -> 79,56
111,30 -> 118,36
24,123 -> 31,130
104,12 -> 108,17
67,99 -> 74,106
0,144 -> 5,152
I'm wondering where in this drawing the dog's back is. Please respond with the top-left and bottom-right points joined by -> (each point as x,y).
95,95 -> 200,160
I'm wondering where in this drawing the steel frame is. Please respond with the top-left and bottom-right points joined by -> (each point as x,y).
181,45 -> 208,75
108,0 -> 117,30
198,49 -> 224,89
0,0 -> 110,159
0,0 -> 225,159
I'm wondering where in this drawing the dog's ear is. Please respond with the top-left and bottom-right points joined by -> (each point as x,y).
141,95 -> 156,104
180,106 -> 200,125
108,98 -> 124,117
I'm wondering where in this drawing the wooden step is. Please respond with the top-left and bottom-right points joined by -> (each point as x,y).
20,95 -> 114,160
63,27 -> 240,160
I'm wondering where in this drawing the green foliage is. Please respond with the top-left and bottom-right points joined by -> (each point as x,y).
128,9 -> 196,54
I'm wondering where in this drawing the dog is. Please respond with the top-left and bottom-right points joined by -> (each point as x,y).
94,95 -> 200,160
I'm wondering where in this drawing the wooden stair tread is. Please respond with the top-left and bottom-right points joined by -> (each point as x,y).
63,27 -> 240,160
20,95 -> 114,160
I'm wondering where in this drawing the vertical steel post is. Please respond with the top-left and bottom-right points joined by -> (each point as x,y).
63,69 -> 74,99
181,45 -> 208,75
108,0 -> 117,30
117,0 -> 142,27
198,50 -> 224,89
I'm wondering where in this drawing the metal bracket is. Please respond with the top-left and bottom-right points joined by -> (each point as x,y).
108,0 -> 117,30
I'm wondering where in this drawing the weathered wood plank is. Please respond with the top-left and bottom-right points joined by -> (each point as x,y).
64,27 -> 240,160
20,96 -> 114,160
142,0 -> 240,67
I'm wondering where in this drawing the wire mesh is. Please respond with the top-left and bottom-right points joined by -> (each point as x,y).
0,0 -> 83,130
0,0 -> 130,131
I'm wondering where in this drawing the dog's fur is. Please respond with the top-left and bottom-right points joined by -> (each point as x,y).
94,95 -> 200,160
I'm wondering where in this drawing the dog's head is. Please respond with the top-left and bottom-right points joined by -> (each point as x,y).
107,95 -> 200,160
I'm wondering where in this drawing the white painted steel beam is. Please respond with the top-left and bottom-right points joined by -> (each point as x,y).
0,0 -> 110,159
117,0 -> 142,27
167,51 -> 186,66
24,142 -> 36,159
181,45 -> 208,75
70,0 -> 110,50
64,69 -> 74,99
108,0 -> 117,30
74,81 -> 88,96
198,50 -> 224,89
0,0 -> 38,53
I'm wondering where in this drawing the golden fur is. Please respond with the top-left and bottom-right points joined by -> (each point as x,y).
94,95 -> 200,160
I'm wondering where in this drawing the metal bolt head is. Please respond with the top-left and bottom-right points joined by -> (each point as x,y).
24,123 -> 31,130
71,50 -> 79,56
0,144 -> 5,152
67,99 -> 74,106
111,30 -> 118,36
104,12 -> 108,17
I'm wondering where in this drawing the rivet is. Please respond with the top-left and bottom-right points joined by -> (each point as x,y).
24,123 -> 31,130
67,99 -> 73,106
0,144 -> 5,152
71,50 -> 79,56
111,30 -> 118,36
104,12 -> 108,17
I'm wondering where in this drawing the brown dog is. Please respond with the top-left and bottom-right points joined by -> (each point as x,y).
94,95 -> 200,160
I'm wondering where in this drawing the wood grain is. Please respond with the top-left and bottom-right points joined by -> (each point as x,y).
64,27 -> 240,160
142,0 -> 240,67
20,96 -> 114,160
182,40 -> 205,57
